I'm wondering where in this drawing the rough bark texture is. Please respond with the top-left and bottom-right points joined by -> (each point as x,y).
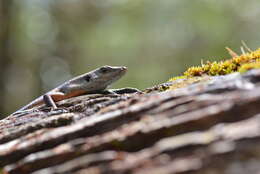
1,69 -> 260,174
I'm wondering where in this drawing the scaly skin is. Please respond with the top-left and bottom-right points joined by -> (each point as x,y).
12,66 -> 127,115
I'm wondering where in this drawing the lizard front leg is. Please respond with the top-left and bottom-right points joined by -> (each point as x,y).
43,94 -> 58,109
42,93 -> 70,115
43,91 -> 65,110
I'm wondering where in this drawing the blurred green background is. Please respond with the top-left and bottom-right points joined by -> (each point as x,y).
0,0 -> 260,117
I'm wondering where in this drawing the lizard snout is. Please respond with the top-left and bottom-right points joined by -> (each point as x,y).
121,66 -> 127,72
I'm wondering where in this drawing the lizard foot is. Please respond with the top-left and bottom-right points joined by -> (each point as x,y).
109,88 -> 142,94
44,107 -> 69,116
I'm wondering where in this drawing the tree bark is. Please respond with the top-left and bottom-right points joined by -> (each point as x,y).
1,69 -> 260,174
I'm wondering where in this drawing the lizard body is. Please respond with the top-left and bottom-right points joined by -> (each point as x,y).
12,66 -> 127,115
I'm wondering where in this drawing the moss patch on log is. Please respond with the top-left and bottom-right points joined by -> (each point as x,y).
163,47 -> 260,91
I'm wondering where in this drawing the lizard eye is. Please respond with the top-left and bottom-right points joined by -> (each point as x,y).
84,75 -> 91,82
100,67 -> 108,73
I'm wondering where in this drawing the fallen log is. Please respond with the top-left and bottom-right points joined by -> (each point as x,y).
1,69 -> 260,174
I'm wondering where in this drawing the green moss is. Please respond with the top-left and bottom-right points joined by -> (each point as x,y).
181,48 -> 260,78
168,75 -> 186,81
164,47 -> 260,91
238,61 -> 260,73
183,66 -> 204,76
170,48 -> 260,80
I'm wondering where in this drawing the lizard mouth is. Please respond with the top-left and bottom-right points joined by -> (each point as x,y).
121,66 -> 127,73
110,66 -> 127,82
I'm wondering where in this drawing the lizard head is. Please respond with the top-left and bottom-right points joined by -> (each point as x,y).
62,66 -> 127,93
